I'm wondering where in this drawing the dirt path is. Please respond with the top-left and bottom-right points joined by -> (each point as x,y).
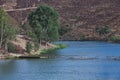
5,7 -> 37,12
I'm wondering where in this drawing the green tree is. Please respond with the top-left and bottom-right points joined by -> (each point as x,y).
26,41 -> 32,53
28,4 -> 60,45
22,22 -> 38,42
0,8 -> 18,51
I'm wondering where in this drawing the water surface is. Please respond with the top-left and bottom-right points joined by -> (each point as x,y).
0,41 -> 120,80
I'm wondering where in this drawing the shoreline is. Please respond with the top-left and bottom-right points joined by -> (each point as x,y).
0,40 -> 119,60
0,44 -> 67,60
59,39 -> 120,44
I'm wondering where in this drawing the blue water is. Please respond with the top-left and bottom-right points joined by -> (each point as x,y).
0,41 -> 120,80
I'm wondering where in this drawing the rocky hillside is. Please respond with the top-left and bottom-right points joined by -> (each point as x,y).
1,0 -> 120,40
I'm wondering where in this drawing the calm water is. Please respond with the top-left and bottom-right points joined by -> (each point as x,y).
1,41 -> 120,80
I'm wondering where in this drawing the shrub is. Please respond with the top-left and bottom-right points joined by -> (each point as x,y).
109,36 -> 120,42
56,44 -> 67,49
8,42 -> 16,53
96,26 -> 111,35
59,28 -> 70,36
34,42 -> 40,51
26,42 -> 32,53
79,34 -> 85,41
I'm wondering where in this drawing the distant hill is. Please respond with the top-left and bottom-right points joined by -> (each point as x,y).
1,0 -> 120,40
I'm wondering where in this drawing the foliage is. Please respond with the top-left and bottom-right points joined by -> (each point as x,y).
0,8 -> 18,51
41,44 -> 67,54
56,44 -> 67,49
6,55 -> 16,59
96,26 -> 111,35
34,42 -> 40,51
22,22 -> 37,41
22,22 -> 32,35
22,22 -> 39,52
79,34 -> 85,41
5,25 -> 18,40
109,36 -> 120,42
59,27 -> 70,36
28,4 -> 60,43
26,41 -> 32,53
8,42 -> 16,53
41,48 -> 55,54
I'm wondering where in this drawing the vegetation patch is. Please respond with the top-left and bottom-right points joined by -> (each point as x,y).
28,4 -> 60,44
6,55 -> 17,59
0,8 -> 19,53
26,41 -> 32,53
41,48 -> 55,54
41,44 -> 67,54
96,26 -> 111,35
59,27 -> 71,36
109,36 -> 120,42
0,4 -> 66,59
8,42 -> 17,53
56,44 -> 67,49
79,34 -> 85,41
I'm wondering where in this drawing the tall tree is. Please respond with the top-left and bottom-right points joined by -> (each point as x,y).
0,8 -> 18,51
28,4 -> 60,45
0,8 -> 5,48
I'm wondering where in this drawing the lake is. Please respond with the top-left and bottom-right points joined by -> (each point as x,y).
0,41 -> 120,80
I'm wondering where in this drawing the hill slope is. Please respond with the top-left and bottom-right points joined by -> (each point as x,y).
0,0 -> 120,40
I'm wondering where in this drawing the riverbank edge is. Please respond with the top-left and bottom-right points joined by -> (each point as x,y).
0,44 -> 67,60
60,39 -> 120,44
40,44 -> 67,54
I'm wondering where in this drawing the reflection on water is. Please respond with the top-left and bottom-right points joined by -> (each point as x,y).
0,60 -> 16,74
0,41 -> 120,80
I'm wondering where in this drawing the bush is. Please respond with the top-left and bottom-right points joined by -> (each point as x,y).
26,42 -> 32,53
56,44 -> 67,49
109,36 -> 120,42
59,28 -> 70,36
34,42 -> 40,51
41,44 -> 67,54
79,34 -> 85,41
96,26 -> 111,35
8,42 -> 16,53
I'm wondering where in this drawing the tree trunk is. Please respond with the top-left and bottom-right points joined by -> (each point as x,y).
39,40 -> 41,47
5,39 -> 8,53
0,20 -> 3,49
